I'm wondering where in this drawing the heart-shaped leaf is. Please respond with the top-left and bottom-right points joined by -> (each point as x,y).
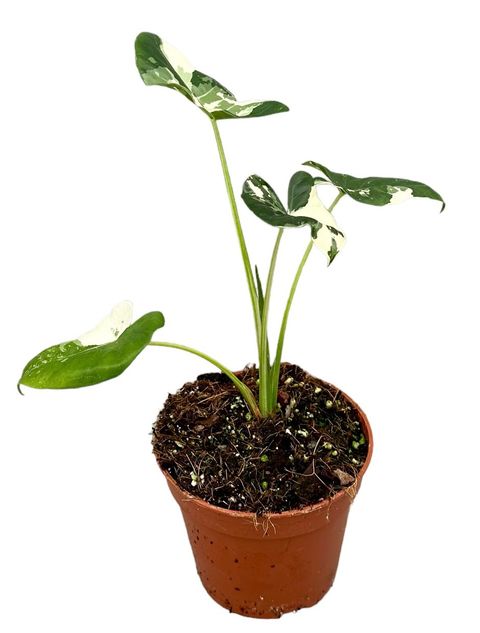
135,32 -> 289,120
242,172 -> 345,264
304,161 -> 445,211
18,303 -> 165,390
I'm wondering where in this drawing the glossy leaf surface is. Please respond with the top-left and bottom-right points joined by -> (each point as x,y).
19,308 -> 164,390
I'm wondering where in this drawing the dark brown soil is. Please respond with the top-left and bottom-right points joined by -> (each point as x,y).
152,363 -> 368,514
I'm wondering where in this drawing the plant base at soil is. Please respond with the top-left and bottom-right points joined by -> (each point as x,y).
153,363 -> 368,514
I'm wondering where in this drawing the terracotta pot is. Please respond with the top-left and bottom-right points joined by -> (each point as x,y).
161,384 -> 373,618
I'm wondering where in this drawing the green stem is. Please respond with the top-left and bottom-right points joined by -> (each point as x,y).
330,190 -> 345,210
269,189 -> 346,408
210,118 -> 261,352
149,341 -> 260,418
270,240 -> 314,407
259,229 -> 283,415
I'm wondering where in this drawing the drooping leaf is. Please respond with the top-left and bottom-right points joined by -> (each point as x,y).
135,32 -> 289,120
242,173 -> 345,264
289,173 -> 345,264
241,175 -> 320,234
304,161 -> 445,211
18,305 -> 164,390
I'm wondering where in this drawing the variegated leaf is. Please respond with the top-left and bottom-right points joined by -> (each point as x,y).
242,173 -> 344,264
241,175 -> 320,233
135,33 -> 289,120
77,300 -> 133,346
304,161 -> 445,211
289,171 -> 345,264
18,302 -> 165,390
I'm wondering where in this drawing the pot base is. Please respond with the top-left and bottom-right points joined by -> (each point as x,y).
165,465 -> 355,618
203,575 -> 333,619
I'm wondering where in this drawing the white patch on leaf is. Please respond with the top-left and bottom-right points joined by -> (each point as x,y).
161,40 -> 194,84
200,93 -> 257,117
292,188 -> 345,261
249,182 -> 265,198
77,301 -> 133,346
387,186 -> 413,204
148,39 -> 269,119
201,96 -> 225,112
228,101 -> 256,117
142,66 -> 177,86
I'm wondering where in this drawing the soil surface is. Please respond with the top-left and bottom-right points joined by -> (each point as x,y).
152,363 -> 368,514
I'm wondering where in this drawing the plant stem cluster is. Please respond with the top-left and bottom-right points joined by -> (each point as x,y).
150,116 -> 345,418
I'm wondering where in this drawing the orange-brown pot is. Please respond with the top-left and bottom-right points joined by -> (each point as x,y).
161,384 -> 373,618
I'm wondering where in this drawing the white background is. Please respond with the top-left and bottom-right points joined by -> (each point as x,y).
1,1 -> 479,631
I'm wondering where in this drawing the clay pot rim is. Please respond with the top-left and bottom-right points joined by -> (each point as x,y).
161,376 -> 373,522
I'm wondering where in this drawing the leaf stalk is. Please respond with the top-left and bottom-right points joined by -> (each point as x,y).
149,341 -> 260,418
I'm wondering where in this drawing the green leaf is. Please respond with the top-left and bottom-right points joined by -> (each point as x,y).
288,171 -> 315,212
242,174 -> 345,265
304,161 -> 445,211
135,32 -> 288,120
241,175 -> 320,234
19,308 -> 164,390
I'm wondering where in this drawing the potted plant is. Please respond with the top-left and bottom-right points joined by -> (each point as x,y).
18,32 -> 444,618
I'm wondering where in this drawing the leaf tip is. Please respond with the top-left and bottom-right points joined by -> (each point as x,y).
135,31 -> 158,45
145,310 -> 166,332
327,239 -> 341,266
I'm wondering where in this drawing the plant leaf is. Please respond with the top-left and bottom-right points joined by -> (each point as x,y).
19,308 -> 164,390
135,32 -> 289,120
289,175 -> 345,264
242,173 -> 345,265
241,175 -> 319,233
288,171 -> 315,212
304,161 -> 445,211
76,300 -> 134,346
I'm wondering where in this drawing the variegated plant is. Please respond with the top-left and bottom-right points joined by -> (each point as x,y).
18,32 -> 444,418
